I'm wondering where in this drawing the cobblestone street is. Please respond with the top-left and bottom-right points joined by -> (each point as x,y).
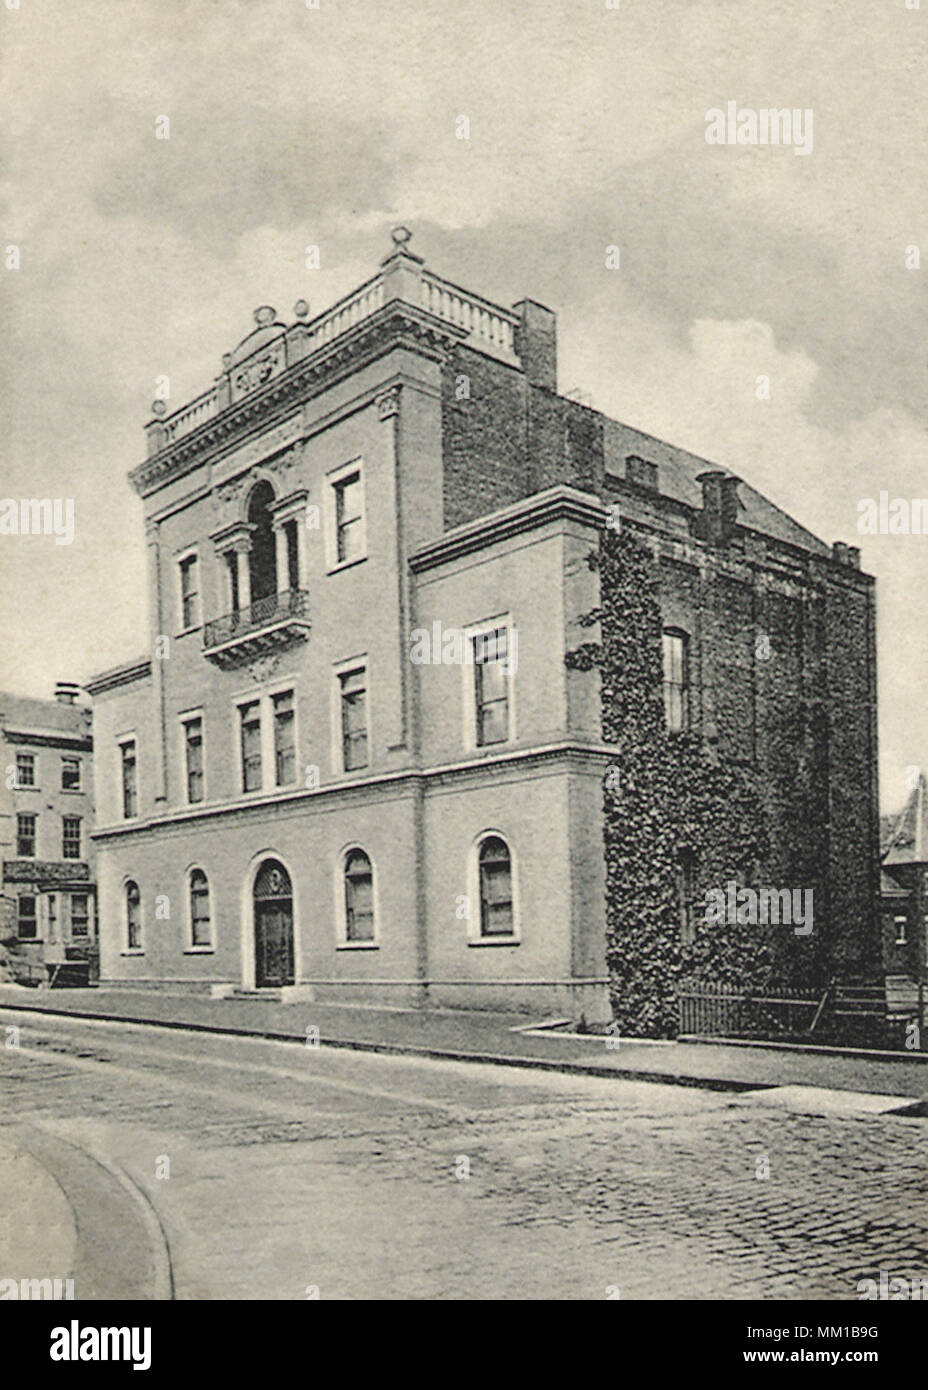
2,1008 -> 926,1300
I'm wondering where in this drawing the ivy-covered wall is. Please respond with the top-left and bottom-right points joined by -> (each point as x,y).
568,525 -> 870,1037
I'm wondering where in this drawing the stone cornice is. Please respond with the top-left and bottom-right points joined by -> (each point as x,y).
2,730 -> 93,752
85,658 -> 152,697
89,740 -> 616,840
409,486 -> 608,573
129,304 -> 466,500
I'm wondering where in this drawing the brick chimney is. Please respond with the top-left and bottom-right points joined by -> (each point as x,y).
696,470 -> 741,545
513,299 -> 557,392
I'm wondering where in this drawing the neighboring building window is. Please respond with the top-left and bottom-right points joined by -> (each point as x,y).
473,627 -> 510,747
189,869 -> 212,948
48,893 -> 58,943
894,913 -> 908,946
344,849 -> 375,942
62,816 -> 81,860
121,740 -> 138,818
677,850 -> 698,946
179,554 -> 200,629
663,629 -> 690,732
61,756 -> 81,791
273,691 -> 296,786
126,881 -> 142,950
70,894 -> 89,938
334,470 -> 364,564
240,701 -> 263,792
16,812 -> 36,858
478,836 -> 514,937
17,894 -> 37,940
339,667 -> 368,771
15,752 -> 36,787
183,716 -> 204,804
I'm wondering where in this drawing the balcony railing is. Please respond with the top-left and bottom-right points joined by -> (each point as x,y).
149,263 -> 522,454
202,588 -> 310,663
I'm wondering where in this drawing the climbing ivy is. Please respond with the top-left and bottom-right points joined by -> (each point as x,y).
567,526 -> 807,1037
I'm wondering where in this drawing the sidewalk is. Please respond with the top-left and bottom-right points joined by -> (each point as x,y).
0,983 -> 926,1100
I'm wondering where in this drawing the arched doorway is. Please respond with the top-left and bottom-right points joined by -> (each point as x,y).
253,858 -> 294,987
247,480 -> 277,604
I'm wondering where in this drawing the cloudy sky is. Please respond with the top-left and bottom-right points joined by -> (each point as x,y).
1,0 -> 925,810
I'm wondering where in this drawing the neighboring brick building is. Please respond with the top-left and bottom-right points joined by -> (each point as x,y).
0,684 -> 97,983
879,774 -> 927,1008
88,230 -> 880,1028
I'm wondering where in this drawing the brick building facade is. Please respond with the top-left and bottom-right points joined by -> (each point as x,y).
0,684 -> 97,983
89,231 -> 880,1028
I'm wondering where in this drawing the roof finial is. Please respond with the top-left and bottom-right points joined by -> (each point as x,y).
390,224 -> 412,249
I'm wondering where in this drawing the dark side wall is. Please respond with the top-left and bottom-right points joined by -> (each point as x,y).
440,344 -> 881,1032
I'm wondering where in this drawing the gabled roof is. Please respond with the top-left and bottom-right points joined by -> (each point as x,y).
602,416 -> 833,558
0,691 -> 91,737
882,774 -> 928,866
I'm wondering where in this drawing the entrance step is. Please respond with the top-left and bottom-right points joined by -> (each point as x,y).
218,984 -> 315,1004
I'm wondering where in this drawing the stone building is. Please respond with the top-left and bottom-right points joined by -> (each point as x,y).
0,684 -> 96,983
88,231 -> 880,1027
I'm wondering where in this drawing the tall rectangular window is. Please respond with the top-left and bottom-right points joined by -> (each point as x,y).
62,816 -> 81,860
61,756 -> 81,791
676,851 -> 698,946
663,629 -> 690,733
334,471 -> 364,564
240,701 -> 262,792
17,895 -> 37,940
183,717 -> 204,804
121,740 -> 138,818
16,812 -> 36,858
473,627 -> 510,747
227,553 -> 240,614
285,520 -> 300,591
339,668 -> 368,771
179,554 -> 200,629
273,691 -> 296,786
70,893 -> 89,938
15,752 -> 35,787
48,893 -> 58,943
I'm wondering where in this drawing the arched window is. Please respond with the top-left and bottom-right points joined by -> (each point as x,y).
478,836 -> 514,937
189,869 -> 212,948
126,880 -> 142,950
247,480 -> 277,603
344,849 -> 375,942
